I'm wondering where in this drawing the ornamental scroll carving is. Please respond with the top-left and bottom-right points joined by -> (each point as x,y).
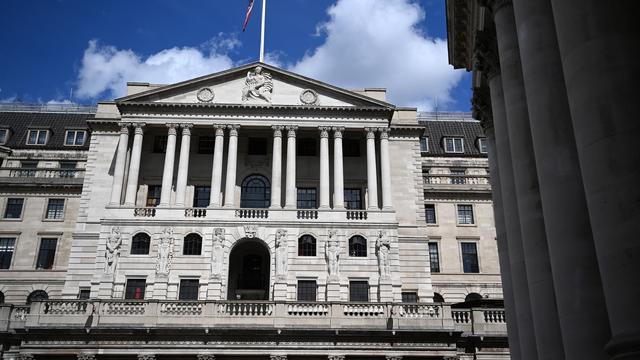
104,227 -> 122,275
376,231 -> 391,279
211,228 -> 225,279
242,66 -> 273,103
156,228 -> 174,276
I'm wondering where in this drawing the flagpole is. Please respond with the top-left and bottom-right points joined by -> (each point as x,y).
259,0 -> 266,62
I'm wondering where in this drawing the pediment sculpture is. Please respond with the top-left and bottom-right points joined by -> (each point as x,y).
241,66 -> 273,103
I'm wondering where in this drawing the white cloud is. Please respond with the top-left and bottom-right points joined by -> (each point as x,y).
290,0 -> 464,110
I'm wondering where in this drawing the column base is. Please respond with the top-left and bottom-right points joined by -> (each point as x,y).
382,206 -> 394,211
368,206 -> 380,211
269,205 -> 283,210
123,202 -> 135,207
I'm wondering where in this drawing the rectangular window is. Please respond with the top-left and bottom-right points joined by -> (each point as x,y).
4,198 -> 24,219
402,292 -> 418,303
343,138 -> 361,157
78,289 -> 91,300
344,188 -> 362,210
0,238 -> 16,269
429,242 -> 440,273
349,281 -> 369,302
420,136 -> 429,154
297,138 -> 317,156
198,136 -> 215,154
457,204 -> 475,225
125,279 -> 146,300
153,136 -> 168,153
21,161 -> 37,177
461,242 -> 480,273
248,137 -> 268,155
297,280 -> 317,301
36,238 -> 57,269
297,188 -> 317,209
59,161 -> 77,169
425,204 -> 436,224
0,129 -> 8,145
478,138 -> 488,154
45,199 -> 65,220
64,130 -> 86,146
451,168 -> 466,184
444,137 -> 464,153
178,279 -> 200,300
146,185 -> 162,207
193,186 -> 211,208
26,130 -> 48,145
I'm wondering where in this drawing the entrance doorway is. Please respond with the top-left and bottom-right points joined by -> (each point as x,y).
227,238 -> 270,300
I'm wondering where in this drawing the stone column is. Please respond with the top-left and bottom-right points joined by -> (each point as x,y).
109,123 -> 130,205
379,127 -> 393,209
174,124 -> 193,207
124,123 -> 145,206
159,123 -> 178,207
511,0 -> 612,358
223,125 -> 240,207
284,126 -> 298,209
332,127 -> 345,209
492,2 -> 565,358
209,125 -> 226,208
319,127 -> 331,209
549,1 -> 639,357
365,127 -> 379,210
270,126 -> 284,209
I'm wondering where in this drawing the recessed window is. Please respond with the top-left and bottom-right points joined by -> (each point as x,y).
461,242 -> 479,273
402,292 -> 418,303
297,138 -> 317,156
248,137 -> 268,155
183,233 -> 202,256
131,233 -> 151,255
297,188 -> 317,209
146,185 -> 161,207
420,137 -> 429,154
443,137 -> 464,153
348,235 -> 367,257
27,290 -> 48,304
451,168 -> 466,184
179,279 -> 200,300
343,138 -> 361,157
193,186 -> 211,208
78,288 -> 91,300
478,138 -> 488,154
298,235 -> 317,256
429,242 -> 440,273
125,279 -> 146,299
153,136 -> 168,153
64,130 -> 86,146
4,198 -> 24,219
425,204 -> 436,224
0,238 -> 16,269
344,188 -> 363,210
240,175 -> 270,208
297,280 -> 317,301
21,161 -> 37,177
457,204 -> 475,225
0,129 -> 9,145
433,293 -> 445,303
26,130 -> 49,145
45,199 -> 65,220
349,280 -> 369,302
198,136 -> 215,154
36,238 -> 58,269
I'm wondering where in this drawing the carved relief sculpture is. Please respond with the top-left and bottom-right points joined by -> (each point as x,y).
241,66 -> 273,103
211,228 -> 225,279
244,224 -> 258,238
326,230 -> 340,279
275,229 -> 288,279
104,227 -> 122,275
156,228 -> 174,276
376,231 -> 391,279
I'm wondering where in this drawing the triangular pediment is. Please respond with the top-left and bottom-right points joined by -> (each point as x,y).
115,62 -> 394,109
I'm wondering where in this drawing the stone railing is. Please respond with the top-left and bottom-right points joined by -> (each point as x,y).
235,209 -> 269,219
133,207 -> 156,217
0,167 -> 85,186
423,174 -> 491,193
297,209 -> 319,219
185,208 -> 207,218
451,308 -> 508,335
346,210 -> 368,220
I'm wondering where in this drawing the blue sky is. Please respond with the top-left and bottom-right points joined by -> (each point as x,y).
0,0 -> 471,111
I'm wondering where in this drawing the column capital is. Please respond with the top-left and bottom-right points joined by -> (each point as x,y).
319,127 -> 330,138
214,125 -> 225,137
481,0 -> 512,14
119,123 -> 131,134
327,356 -> 345,360
332,126 -> 345,138
137,355 -> 156,360
133,122 -> 146,135
228,124 -> 240,137
365,127 -> 377,139
472,85 -> 494,130
166,123 -> 178,135
379,127 -> 390,139
473,30 -> 501,81
196,355 -> 215,360
180,123 -> 193,136
77,354 -> 96,360
286,125 -> 298,137
270,356 -> 287,360
272,125 -> 285,137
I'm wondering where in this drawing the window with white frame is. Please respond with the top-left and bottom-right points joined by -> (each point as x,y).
457,204 -> 475,225
0,129 -> 8,145
461,242 -> 480,273
478,138 -> 488,154
443,137 -> 464,153
64,130 -> 86,146
26,130 -> 49,145
420,136 -> 429,154
45,199 -> 65,220
0,238 -> 16,269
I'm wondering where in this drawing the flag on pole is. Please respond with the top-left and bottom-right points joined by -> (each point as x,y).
242,0 -> 255,32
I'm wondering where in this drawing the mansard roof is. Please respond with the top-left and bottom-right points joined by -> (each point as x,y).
0,111 -> 93,150
420,113 -> 487,157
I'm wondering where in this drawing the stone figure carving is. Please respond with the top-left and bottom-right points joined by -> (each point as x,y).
77,354 -> 97,360
156,228 -> 174,275
104,227 -> 122,275
376,231 -> 391,279
325,230 -> 340,279
244,224 -> 258,238
275,229 -> 288,278
211,228 -> 225,279
241,66 -> 273,103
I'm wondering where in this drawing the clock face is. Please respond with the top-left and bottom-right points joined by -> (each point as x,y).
197,87 -> 215,102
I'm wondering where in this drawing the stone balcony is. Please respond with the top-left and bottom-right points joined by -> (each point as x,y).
0,167 -> 85,187
422,174 -> 491,193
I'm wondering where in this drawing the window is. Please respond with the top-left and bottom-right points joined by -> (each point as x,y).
4,198 -> 24,219
297,280 -> 317,301
21,161 -> 37,177
183,233 -> 202,255
78,289 -> 91,300
457,204 -> 475,225
461,242 -> 480,273
348,235 -> 367,257
429,242 -> 440,273
297,138 -> 317,156
433,293 -> 445,303
36,238 -> 57,269
425,204 -> 437,224
451,168 -> 466,184
198,136 -> 215,154
240,175 -> 270,208
478,138 -> 488,154
465,292 -> 483,303
420,136 -> 429,154
27,290 -> 48,304
444,137 -> 464,153
349,281 -> 369,302
64,130 -> 86,146
248,137 -> 268,155
45,199 -> 65,220
131,233 -> 151,255
298,235 -> 317,256
344,188 -> 363,210
125,279 -> 146,299
146,185 -> 162,207
402,292 -> 418,303
343,138 -> 361,157
0,129 -> 8,145
59,161 -> 77,177
0,238 -> 16,269
297,188 -> 317,209
193,186 -> 211,208
153,136 -> 168,153
26,130 -> 48,145
179,279 -> 200,300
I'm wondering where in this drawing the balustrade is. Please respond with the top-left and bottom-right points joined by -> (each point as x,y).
133,207 -> 156,217
399,304 -> 441,318
343,303 -> 386,317
452,309 -> 471,323
235,209 -> 269,219
346,210 -> 368,220
483,309 -> 506,323
218,301 -> 273,316
296,209 -> 318,219
185,208 -> 207,218
422,175 -> 491,193
287,303 -> 329,316
160,302 -> 203,316
43,301 -> 88,315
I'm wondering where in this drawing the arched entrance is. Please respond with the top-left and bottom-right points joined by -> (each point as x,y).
227,238 -> 270,300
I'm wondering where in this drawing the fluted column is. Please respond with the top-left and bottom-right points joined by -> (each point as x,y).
159,123 -> 178,207
124,123 -> 145,206
319,127 -> 331,209
209,125 -> 226,207
110,124 -> 130,205
270,126 -> 284,209
332,127 -> 345,209
284,126 -> 298,209
365,127 -> 379,210
223,125 -> 240,207
379,127 -> 392,209
174,124 -> 193,207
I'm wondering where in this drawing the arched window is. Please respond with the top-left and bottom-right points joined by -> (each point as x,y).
348,235 -> 367,257
298,235 -> 316,256
183,233 -> 202,255
27,290 -> 48,304
433,293 -> 445,303
465,292 -> 482,303
241,175 -> 271,208
131,233 -> 151,255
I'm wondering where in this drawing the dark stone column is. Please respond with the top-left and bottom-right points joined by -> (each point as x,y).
511,0 -> 611,358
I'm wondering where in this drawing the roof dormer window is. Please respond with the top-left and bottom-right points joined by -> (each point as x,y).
443,137 -> 464,153
478,138 -> 488,154
64,130 -> 86,146
420,136 -> 429,154
0,129 -> 8,145
26,129 -> 49,145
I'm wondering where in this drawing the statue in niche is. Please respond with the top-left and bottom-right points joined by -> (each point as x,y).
156,228 -> 174,275
376,231 -> 391,279
325,230 -> 340,279
275,229 -> 288,279
104,227 -> 122,275
241,66 -> 273,103
211,228 -> 225,279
